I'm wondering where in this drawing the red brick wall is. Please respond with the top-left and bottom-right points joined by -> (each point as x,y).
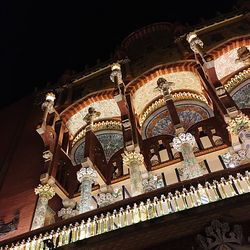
0,96 -> 44,241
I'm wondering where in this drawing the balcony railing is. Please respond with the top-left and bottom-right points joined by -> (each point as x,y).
1,164 -> 250,250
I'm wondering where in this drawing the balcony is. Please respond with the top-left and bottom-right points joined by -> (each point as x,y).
1,163 -> 250,250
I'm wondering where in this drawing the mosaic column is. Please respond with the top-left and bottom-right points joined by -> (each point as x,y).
41,92 -> 56,125
123,151 -> 144,196
77,167 -> 97,213
173,133 -> 203,179
227,113 -> 250,158
31,184 -> 55,230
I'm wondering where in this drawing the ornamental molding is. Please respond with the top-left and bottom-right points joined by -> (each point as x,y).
34,184 -> 55,200
224,67 -> 250,92
139,91 -> 209,126
72,120 -> 122,146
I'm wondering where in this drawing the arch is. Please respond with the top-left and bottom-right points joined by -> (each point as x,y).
141,100 -> 213,139
70,130 -> 124,166
60,89 -> 114,123
125,61 -> 205,116
60,90 -> 121,136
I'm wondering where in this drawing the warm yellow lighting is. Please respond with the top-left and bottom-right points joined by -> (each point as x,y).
186,32 -> 197,43
111,63 -> 121,71
46,92 -> 56,102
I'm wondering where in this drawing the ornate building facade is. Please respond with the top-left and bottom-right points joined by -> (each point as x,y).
1,7 -> 250,250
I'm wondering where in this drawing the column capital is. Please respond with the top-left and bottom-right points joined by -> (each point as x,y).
123,151 -> 144,167
227,113 -> 250,135
77,167 -> 97,183
173,132 -> 196,152
34,184 -> 55,199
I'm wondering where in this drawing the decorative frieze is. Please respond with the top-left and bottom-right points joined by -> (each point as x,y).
224,68 -> 250,92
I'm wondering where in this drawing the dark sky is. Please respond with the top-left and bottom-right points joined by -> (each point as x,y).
1,0 -> 240,108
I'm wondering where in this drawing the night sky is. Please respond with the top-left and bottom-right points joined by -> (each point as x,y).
1,0 -> 240,108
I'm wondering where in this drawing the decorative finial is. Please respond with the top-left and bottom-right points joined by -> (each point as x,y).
110,63 -> 123,84
45,92 -> 56,102
186,32 -> 204,55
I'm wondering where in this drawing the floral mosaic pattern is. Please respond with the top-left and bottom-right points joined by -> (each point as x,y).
66,99 -> 121,136
143,103 -> 212,138
214,46 -> 250,80
231,82 -> 250,109
132,71 -> 203,115
72,132 -> 124,165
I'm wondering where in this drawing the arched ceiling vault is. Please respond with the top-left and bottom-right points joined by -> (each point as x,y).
125,62 -> 206,116
207,36 -> 250,80
60,90 -> 121,136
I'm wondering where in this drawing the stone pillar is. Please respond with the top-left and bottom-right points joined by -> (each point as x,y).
227,113 -> 250,158
77,167 -> 97,213
173,133 -> 203,179
31,184 -> 55,230
123,151 -> 144,196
